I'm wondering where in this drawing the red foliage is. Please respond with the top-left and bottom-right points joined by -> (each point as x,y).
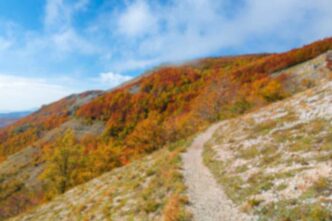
77,38 -> 332,158
0,37 -> 331,219
1,37 -> 332,160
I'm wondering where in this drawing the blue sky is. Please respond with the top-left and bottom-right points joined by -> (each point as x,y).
0,0 -> 331,112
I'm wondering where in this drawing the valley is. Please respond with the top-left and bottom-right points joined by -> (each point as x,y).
0,111 -> 31,128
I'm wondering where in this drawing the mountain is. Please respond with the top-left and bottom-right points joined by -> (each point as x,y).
0,111 -> 32,128
0,37 -> 332,220
0,119 -> 15,128
0,111 -> 32,119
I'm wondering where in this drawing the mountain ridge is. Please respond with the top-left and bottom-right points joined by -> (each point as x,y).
0,111 -> 32,128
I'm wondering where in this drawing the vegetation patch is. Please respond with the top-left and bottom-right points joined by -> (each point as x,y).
10,139 -> 192,221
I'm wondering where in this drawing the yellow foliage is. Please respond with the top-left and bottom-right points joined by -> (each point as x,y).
40,130 -> 88,197
126,112 -> 166,154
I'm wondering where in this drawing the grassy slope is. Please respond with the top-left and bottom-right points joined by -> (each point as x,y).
11,52 -> 332,221
204,79 -> 332,219
0,40 -> 330,219
0,119 -> 105,220
9,139 -> 192,221
0,54 -> 270,221
273,51 -> 332,93
0,54 -> 266,220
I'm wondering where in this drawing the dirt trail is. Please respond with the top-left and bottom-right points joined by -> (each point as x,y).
182,123 -> 253,221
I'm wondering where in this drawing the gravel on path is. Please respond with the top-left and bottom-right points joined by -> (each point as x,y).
182,123 -> 254,221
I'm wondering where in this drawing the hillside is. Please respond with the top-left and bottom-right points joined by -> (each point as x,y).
9,140 -> 191,221
0,37 -> 332,220
0,54 -> 267,220
0,91 -> 103,220
9,43 -> 332,221
204,81 -> 332,220
0,91 -> 102,157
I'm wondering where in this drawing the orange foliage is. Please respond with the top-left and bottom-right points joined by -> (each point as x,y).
0,37 -> 331,219
0,91 -> 100,157
125,112 -> 166,153
1,37 -> 332,170
74,37 -> 332,161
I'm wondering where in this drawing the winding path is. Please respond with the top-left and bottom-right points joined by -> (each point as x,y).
182,123 -> 253,221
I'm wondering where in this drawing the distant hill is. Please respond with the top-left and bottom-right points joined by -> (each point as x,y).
0,111 -> 32,119
0,111 -> 32,128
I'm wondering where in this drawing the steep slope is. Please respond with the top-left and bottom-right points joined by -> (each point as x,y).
75,37 -> 332,166
9,141 -> 191,221
0,54 -> 268,220
182,51 -> 332,221
273,50 -> 332,93
1,37 -> 332,220
204,81 -> 332,220
10,50 -> 332,221
0,91 -> 103,220
0,119 -> 105,220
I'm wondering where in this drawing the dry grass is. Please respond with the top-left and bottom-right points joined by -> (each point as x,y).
10,139 -> 192,221
204,80 -> 332,220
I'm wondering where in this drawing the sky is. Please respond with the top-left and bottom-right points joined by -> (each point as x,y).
0,0 -> 331,112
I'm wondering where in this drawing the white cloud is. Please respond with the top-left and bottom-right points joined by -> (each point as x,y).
117,1 -> 157,37
99,72 -> 133,88
42,0 -> 97,56
0,37 -> 12,51
1,0 -> 331,76
52,29 -> 98,54
106,0 -> 332,72
45,0 -> 69,28
0,0 -> 331,113
44,0 -> 89,29
111,58 -> 159,73
0,74 -> 73,111
73,0 -> 89,11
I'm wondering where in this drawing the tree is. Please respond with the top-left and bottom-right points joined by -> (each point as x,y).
90,141 -> 122,174
125,112 -> 166,154
40,130 -> 86,197
193,74 -> 239,121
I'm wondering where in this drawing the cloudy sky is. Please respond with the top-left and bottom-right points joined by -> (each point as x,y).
0,0 -> 331,112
